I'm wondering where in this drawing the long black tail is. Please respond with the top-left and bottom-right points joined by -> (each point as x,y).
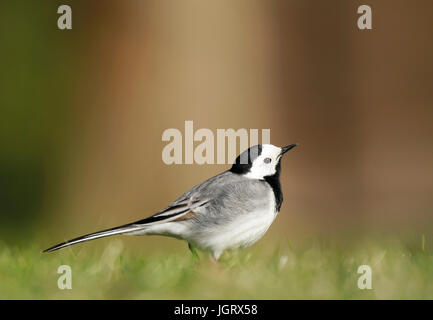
43,223 -> 145,252
43,200 -> 199,252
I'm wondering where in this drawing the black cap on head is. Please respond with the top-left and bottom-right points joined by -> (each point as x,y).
230,145 -> 262,174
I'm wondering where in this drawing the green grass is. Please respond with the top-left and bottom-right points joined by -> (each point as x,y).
1,236 -> 433,299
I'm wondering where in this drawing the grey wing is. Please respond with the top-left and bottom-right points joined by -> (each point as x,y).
131,171 -> 268,226
130,197 -> 211,226
128,172 -> 231,226
159,171 -> 270,226
129,171 -> 233,225
195,174 -> 272,224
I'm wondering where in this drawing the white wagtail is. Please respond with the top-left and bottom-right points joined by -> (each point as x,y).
44,143 -> 297,260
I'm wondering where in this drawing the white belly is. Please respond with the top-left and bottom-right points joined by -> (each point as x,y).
193,190 -> 277,257
130,188 -> 278,259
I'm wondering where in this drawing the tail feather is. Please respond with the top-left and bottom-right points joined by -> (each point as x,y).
43,201 -> 200,253
43,223 -> 144,253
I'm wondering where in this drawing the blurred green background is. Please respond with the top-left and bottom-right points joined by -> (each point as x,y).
1,0 -> 433,299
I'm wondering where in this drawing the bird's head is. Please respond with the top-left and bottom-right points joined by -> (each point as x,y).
230,143 -> 297,179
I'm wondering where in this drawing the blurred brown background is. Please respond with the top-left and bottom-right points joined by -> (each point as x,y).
1,0 -> 432,245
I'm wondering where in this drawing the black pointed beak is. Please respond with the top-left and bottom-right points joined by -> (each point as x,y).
281,144 -> 297,156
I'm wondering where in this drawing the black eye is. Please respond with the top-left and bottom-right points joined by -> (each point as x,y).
264,157 -> 272,164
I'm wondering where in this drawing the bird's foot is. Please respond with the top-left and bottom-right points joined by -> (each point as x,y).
209,254 -> 219,265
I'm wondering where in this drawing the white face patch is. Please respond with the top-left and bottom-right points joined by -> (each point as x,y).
244,144 -> 283,179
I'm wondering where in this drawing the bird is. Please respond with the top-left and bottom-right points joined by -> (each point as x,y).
44,143 -> 297,261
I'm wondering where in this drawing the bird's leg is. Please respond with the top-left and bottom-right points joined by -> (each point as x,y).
209,250 -> 222,265
188,242 -> 199,260
209,254 -> 218,265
